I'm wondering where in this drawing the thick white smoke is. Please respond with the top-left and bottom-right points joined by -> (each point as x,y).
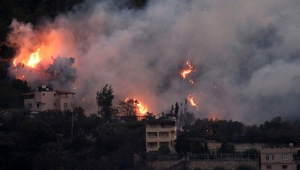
7,0 -> 300,124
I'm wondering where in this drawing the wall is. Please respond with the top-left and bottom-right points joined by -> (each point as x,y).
147,160 -> 259,170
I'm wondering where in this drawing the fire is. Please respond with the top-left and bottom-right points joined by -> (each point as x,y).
13,59 -> 16,67
14,48 -> 42,68
16,75 -> 25,80
188,94 -> 197,106
125,98 -> 148,115
26,48 -> 41,68
137,102 -> 148,114
180,60 -> 195,79
187,94 -> 199,110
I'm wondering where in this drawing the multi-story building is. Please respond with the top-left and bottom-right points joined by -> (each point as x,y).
260,147 -> 298,170
23,85 -> 76,112
146,118 -> 177,153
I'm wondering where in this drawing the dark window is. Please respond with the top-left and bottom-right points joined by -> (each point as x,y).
266,165 -> 271,169
147,142 -> 158,148
54,103 -> 56,106
43,93 -> 45,96
282,165 -> 287,169
64,103 -> 68,108
266,154 -> 274,160
37,104 -> 40,109
28,103 -> 32,108
54,94 -> 56,96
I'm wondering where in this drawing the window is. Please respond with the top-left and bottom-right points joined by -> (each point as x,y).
37,103 -> 40,109
159,132 -> 169,138
159,142 -> 169,147
54,103 -> 56,106
43,93 -> 45,96
282,165 -> 287,169
266,165 -> 271,169
281,154 -> 288,160
266,154 -> 274,160
147,142 -> 158,148
147,132 -> 157,138
54,94 -> 56,96
28,103 -> 32,109
64,103 -> 68,108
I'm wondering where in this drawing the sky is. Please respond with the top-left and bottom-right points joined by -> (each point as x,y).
7,0 -> 300,124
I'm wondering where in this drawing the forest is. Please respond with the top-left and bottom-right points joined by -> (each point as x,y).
1,1 -> 300,170
1,83 -> 300,169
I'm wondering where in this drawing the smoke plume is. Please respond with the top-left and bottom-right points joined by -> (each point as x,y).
7,0 -> 300,124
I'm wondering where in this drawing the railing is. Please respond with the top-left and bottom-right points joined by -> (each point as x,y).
146,153 -> 257,162
188,153 -> 257,160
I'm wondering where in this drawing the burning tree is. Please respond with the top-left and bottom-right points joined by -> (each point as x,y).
118,98 -> 138,116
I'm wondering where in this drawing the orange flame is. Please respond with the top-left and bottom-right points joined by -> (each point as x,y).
125,98 -> 148,115
13,59 -> 16,67
137,102 -> 148,114
16,75 -> 25,80
25,48 -> 41,68
181,60 -> 195,79
14,48 -> 42,68
188,94 -> 199,110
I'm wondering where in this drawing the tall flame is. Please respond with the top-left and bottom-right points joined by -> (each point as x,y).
14,48 -> 42,68
125,98 -> 148,115
26,48 -> 41,68
181,60 -> 195,79
137,102 -> 148,114
188,94 -> 199,110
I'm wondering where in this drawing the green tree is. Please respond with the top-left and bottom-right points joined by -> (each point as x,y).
143,112 -> 156,120
169,105 -> 174,116
158,145 -> 171,156
174,102 -> 179,119
244,148 -> 258,159
118,98 -> 138,116
45,56 -> 77,89
236,165 -> 254,170
219,142 -> 235,153
214,167 -> 225,170
175,132 -> 191,155
96,84 -> 115,119
190,138 -> 209,154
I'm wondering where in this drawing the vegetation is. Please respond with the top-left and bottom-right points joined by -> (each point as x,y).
96,84 -> 116,119
158,145 -> 171,156
0,108 -> 146,170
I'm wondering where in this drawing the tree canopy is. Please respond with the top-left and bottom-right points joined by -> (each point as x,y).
96,84 -> 116,119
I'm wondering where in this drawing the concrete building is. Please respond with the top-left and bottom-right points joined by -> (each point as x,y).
146,119 -> 177,153
23,85 -> 76,112
260,147 -> 298,170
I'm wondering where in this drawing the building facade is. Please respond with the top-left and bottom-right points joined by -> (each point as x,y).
23,85 -> 76,112
146,119 -> 177,153
260,148 -> 298,170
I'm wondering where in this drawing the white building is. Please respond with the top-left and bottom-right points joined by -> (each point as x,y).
23,85 -> 76,112
146,119 -> 177,153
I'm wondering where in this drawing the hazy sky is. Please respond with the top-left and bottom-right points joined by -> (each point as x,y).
8,0 -> 300,124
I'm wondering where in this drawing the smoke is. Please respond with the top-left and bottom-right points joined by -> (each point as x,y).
6,0 -> 300,124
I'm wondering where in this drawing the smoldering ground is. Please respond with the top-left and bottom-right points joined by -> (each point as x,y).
7,0 -> 300,124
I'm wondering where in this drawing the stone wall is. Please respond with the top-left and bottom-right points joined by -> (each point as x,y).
147,160 -> 183,169
147,160 -> 259,170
